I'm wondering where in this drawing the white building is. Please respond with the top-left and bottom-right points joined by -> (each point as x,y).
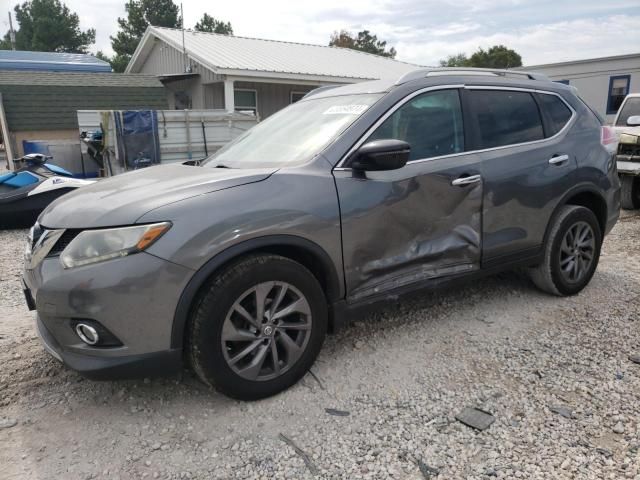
521,53 -> 640,124
126,27 -> 417,119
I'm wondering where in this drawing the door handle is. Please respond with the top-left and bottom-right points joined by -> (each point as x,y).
451,174 -> 482,186
548,154 -> 570,165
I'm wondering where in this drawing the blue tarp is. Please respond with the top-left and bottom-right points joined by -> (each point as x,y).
115,111 -> 161,170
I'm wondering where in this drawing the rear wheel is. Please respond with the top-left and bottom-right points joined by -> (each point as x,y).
529,205 -> 602,296
188,254 -> 327,400
620,175 -> 640,210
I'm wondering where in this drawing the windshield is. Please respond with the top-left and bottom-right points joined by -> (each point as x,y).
616,97 -> 640,126
202,93 -> 382,168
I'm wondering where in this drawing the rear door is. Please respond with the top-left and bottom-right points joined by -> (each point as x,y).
466,87 -> 577,265
334,87 -> 484,301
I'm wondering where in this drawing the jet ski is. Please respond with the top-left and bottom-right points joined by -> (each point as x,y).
0,154 -> 95,229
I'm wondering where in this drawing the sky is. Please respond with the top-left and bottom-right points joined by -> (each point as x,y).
0,0 -> 639,66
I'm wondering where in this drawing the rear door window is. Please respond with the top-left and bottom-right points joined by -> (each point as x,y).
537,93 -> 573,136
368,89 -> 464,161
468,90 -> 544,149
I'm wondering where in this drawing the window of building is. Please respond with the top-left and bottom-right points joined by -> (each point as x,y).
537,93 -> 573,137
368,89 -> 464,161
615,97 -> 640,126
607,75 -> 630,115
174,91 -> 192,110
234,89 -> 258,114
468,90 -> 544,149
290,91 -> 307,103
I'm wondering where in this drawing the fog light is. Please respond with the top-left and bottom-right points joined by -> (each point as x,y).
75,323 -> 99,345
70,319 -> 123,347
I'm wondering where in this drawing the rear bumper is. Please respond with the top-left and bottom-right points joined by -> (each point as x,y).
36,314 -> 182,380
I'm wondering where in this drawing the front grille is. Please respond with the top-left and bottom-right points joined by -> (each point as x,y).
47,229 -> 82,257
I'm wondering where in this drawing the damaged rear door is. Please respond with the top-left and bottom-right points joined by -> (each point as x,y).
334,87 -> 483,301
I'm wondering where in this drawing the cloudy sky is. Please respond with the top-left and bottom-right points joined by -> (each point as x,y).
1,0 -> 639,66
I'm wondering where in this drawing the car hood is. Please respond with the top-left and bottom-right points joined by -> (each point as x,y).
39,164 -> 276,228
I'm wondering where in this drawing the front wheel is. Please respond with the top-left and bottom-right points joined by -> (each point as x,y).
529,205 -> 602,296
187,254 -> 328,400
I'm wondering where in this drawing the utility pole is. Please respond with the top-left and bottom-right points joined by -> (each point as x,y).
8,12 -> 16,50
181,3 -> 187,73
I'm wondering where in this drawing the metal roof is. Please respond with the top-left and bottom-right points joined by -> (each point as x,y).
0,70 -> 164,87
0,50 -> 112,72
127,27 -> 418,82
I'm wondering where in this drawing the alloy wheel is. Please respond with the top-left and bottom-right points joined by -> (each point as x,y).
221,281 -> 312,381
559,221 -> 595,284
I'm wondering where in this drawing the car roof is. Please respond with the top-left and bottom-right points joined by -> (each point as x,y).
304,67 -> 561,100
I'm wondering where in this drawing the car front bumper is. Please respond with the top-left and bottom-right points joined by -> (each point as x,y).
34,314 -> 183,379
23,251 -> 194,379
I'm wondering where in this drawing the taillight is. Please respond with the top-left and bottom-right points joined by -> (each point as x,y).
601,126 -> 618,154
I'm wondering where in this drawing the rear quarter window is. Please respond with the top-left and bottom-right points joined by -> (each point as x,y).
468,90 -> 545,149
537,93 -> 573,136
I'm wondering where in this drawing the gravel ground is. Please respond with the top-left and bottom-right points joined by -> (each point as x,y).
1,211 -> 640,480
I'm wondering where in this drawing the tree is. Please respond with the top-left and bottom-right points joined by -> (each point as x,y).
329,29 -> 396,58
110,0 -> 180,72
438,45 -> 522,69
439,53 -> 469,67
194,13 -> 233,35
94,50 -> 110,61
329,30 -> 356,49
468,45 -> 522,68
93,50 -> 114,71
1,0 -> 95,53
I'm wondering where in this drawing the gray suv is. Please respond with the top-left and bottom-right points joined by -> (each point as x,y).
23,68 -> 620,400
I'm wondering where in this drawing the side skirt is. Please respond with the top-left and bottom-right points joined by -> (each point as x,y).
329,247 -> 543,332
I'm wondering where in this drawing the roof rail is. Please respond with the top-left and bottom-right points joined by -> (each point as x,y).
395,67 -> 550,85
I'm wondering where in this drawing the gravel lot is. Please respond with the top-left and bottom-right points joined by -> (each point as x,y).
1,211 -> 640,480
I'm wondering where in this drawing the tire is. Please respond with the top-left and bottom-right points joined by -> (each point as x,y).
529,205 -> 602,296
187,254 -> 328,400
620,175 -> 640,210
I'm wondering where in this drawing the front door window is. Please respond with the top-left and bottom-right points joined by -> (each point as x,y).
369,89 -> 465,161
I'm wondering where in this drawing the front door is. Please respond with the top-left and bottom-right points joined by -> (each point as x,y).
334,88 -> 484,301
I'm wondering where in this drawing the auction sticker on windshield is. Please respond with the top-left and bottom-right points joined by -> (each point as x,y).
323,105 -> 369,115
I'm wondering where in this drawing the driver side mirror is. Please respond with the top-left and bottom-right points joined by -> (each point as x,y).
627,115 -> 640,127
350,139 -> 410,172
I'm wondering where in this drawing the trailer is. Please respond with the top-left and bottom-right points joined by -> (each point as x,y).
76,109 -> 257,176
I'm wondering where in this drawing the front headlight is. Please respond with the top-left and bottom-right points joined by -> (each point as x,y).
60,222 -> 171,269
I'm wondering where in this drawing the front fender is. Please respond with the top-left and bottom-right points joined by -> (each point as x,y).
136,170 -> 344,349
169,234 -> 342,349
